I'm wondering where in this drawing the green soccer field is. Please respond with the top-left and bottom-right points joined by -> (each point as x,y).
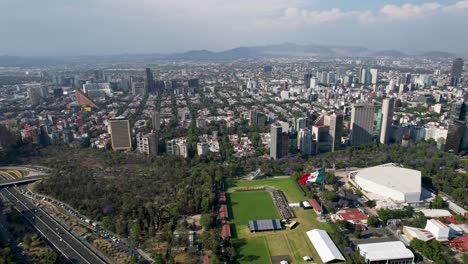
228,190 -> 280,238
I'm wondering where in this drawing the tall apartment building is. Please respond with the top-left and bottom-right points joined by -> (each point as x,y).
145,68 -> 155,93
450,58 -> 464,87
350,104 -> 375,146
297,128 -> 312,155
324,113 -> 343,152
445,120 -> 465,153
270,123 -> 283,160
136,132 -> 158,155
152,111 -> 160,131
312,125 -> 331,154
380,98 -> 395,144
109,119 -> 132,151
166,139 -> 188,158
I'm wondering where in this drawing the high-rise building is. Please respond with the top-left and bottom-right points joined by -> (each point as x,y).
108,119 -> 132,151
297,128 -> 312,155
136,132 -> 158,155
145,68 -> 155,93
350,104 -> 375,146
27,87 -> 42,106
312,125 -> 331,154
249,110 -> 258,126
380,98 -> 395,144
450,101 -> 467,122
166,139 -> 188,158
132,82 -> 147,96
152,111 -> 160,131
450,58 -> 464,86
304,73 -> 313,88
188,78 -> 199,88
445,120 -> 465,153
53,88 -> 63,97
326,72 -> 335,85
197,143 -> 210,156
360,68 -> 367,84
310,77 -> 318,89
404,73 -> 412,84
370,69 -> 378,84
281,132 -> 289,157
324,113 -> 343,152
295,117 -> 308,131
264,65 -> 273,73
249,110 -> 266,127
270,123 -> 283,160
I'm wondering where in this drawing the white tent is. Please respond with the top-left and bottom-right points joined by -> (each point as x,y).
306,229 -> 345,263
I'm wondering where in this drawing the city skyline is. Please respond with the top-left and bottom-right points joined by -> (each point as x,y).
1,0 -> 468,56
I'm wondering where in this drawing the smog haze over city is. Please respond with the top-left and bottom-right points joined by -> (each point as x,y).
0,1 -> 467,264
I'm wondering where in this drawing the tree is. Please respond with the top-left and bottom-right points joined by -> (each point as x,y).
431,196 -> 445,209
152,253 -> 166,264
367,216 -> 379,227
200,213 -> 215,230
354,227 -> 362,238
41,251 -> 59,264
325,171 -> 335,185
323,191 -> 337,201
365,200 -> 376,208
410,212 -> 427,229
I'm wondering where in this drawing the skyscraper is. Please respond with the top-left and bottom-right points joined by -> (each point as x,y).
270,123 -> 283,160
152,111 -> 160,131
249,110 -> 258,126
380,98 -> 395,144
450,58 -> 464,86
145,68 -> 155,93
450,101 -> 467,122
445,120 -> 465,153
324,113 -> 343,152
297,128 -> 312,155
109,119 -> 132,151
312,125 -> 331,154
350,104 -> 375,146
370,69 -> 378,84
360,68 -> 367,84
295,117 -> 308,131
304,73 -> 313,88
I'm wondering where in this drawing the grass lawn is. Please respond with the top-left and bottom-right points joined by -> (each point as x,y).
234,237 -> 271,264
229,191 -> 280,238
227,177 -> 336,264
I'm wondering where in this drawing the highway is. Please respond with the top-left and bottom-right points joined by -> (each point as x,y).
0,185 -> 108,264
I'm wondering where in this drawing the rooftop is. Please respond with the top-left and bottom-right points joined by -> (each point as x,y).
358,241 -> 414,261
354,164 -> 421,193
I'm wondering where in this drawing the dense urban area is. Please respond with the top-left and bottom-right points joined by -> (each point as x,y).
0,53 -> 467,264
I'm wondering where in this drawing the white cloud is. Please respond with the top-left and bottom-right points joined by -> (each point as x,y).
379,2 -> 441,21
258,1 -> 468,29
443,0 -> 468,12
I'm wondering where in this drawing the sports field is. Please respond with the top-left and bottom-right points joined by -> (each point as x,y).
229,191 -> 280,238
226,177 -> 334,264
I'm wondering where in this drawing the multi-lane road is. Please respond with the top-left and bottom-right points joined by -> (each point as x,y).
0,170 -> 108,264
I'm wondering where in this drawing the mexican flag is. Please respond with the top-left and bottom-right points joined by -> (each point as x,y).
298,168 -> 325,185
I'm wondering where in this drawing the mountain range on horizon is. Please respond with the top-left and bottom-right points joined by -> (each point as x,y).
0,43 -> 461,66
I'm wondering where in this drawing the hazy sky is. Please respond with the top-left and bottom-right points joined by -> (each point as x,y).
1,0 -> 467,56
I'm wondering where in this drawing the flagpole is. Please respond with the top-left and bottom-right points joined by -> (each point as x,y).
320,168 -> 324,220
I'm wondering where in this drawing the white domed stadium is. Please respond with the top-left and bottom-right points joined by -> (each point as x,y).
350,163 -> 421,203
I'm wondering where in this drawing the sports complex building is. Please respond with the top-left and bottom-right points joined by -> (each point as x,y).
348,163 -> 422,207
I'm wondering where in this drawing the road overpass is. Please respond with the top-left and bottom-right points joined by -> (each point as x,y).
0,175 -> 48,188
